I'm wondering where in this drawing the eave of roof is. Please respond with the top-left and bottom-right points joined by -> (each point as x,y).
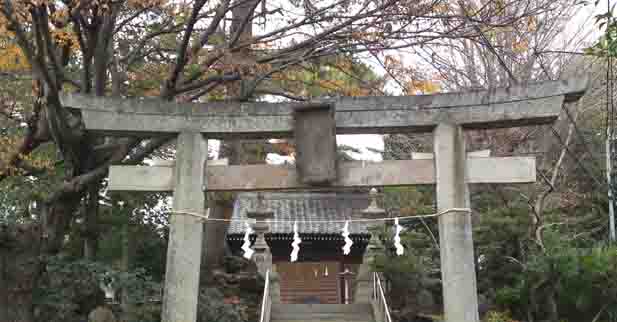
227,192 -> 373,235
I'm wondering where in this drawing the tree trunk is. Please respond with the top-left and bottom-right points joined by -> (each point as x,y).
0,240 -> 6,322
547,287 -> 559,322
532,115 -> 576,249
1,5 -> 134,322
84,183 -> 100,260
0,190 -> 82,322
201,0 -> 261,270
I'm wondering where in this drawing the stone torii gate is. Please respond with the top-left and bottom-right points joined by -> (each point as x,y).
61,78 -> 588,322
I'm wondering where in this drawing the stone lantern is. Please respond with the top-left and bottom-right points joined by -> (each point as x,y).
354,188 -> 387,303
246,194 -> 280,304
362,188 -> 387,253
246,194 -> 274,277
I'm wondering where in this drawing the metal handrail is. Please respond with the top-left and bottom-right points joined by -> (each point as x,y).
259,270 -> 272,322
372,272 -> 393,322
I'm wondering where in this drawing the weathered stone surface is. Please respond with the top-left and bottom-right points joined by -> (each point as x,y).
161,132 -> 207,322
434,123 -> 479,322
61,78 -> 588,137
294,104 -> 337,184
107,157 -> 536,191
247,204 -> 274,277
411,149 -> 490,159
88,306 -> 117,322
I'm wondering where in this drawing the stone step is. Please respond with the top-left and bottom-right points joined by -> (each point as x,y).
271,315 -> 373,321
273,320 -> 372,322
272,304 -> 373,315
270,304 -> 375,322
271,311 -> 372,319
273,320 -> 369,322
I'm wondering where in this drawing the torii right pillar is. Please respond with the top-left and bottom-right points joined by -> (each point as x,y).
434,123 -> 479,322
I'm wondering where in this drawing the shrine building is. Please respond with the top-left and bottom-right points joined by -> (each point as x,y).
226,192 -> 373,304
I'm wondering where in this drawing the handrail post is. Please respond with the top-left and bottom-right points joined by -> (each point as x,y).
372,272 -> 392,322
259,270 -> 271,322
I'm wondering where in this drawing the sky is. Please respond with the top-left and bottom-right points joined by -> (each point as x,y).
209,1 -> 605,164
330,3 -> 605,162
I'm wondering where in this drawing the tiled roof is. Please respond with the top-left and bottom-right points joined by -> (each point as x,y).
228,192 -> 372,235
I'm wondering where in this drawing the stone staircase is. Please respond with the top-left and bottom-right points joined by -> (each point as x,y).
270,304 -> 375,322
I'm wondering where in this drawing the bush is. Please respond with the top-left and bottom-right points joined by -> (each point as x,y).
197,288 -> 245,322
33,255 -> 160,322
483,311 -> 516,322
493,233 -> 617,321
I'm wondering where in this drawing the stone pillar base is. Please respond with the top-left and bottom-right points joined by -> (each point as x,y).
353,263 -> 372,304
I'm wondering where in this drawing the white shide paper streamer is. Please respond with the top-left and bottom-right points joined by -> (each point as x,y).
394,217 -> 404,256
291,220 -> 301,262
342,220 -> 353,255
241,221 -> 255,259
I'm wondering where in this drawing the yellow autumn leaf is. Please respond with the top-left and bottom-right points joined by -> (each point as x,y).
527,16 -> 537,32
513,40 -> 529,54
433,3 -> 449,13
406,80 -> 441,94
0,44 -> 30,72
51,30 -> 79,51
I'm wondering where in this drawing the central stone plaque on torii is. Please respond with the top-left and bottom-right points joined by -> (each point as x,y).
61,78 -> 588,322
294,103 -> 337,185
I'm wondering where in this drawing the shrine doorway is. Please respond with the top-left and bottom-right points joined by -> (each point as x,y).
277,261 -> 340,304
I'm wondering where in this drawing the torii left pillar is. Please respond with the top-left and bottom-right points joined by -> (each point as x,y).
161,131 -> 207,322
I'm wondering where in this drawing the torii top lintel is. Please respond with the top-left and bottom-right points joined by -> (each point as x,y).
60,77 -> 589,139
